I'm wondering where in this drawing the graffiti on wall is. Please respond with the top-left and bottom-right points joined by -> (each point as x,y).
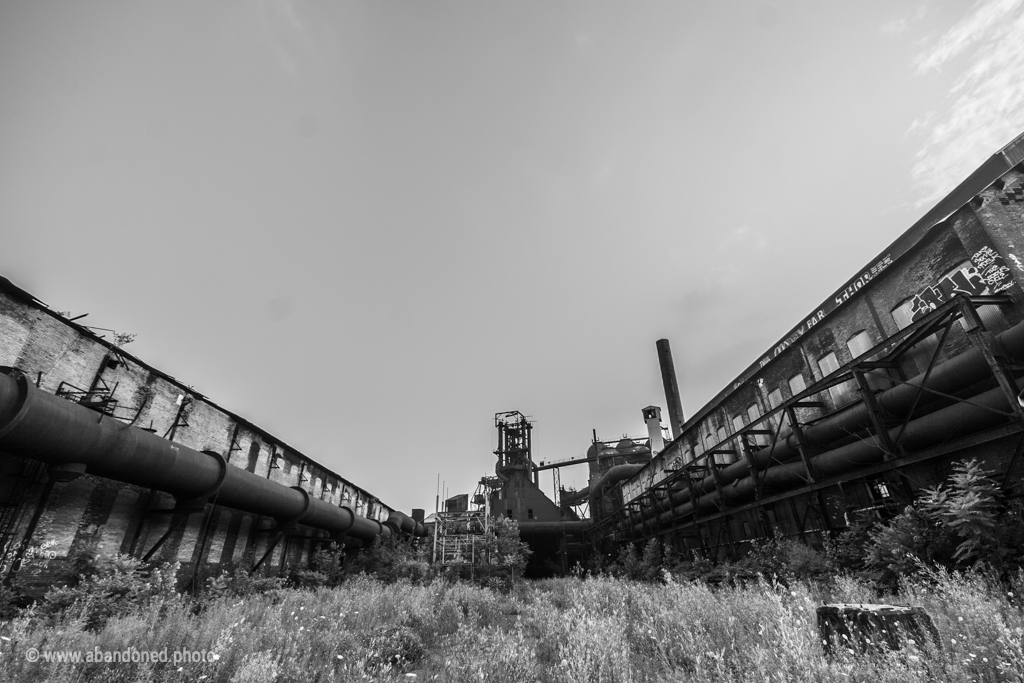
972,246 -> 1014,291
755,253 -> 896,370
906,247 -> 1014,322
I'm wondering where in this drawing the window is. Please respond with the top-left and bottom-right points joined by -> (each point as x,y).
891,297 -> 916,331
746,403 -> 768,445
715,426 -> 734,463
788,373 -> 807,397
818,351 -> 840,376
847,330 -> 873,358
767,388 -> 783,410
246,443 -> 260,473
527,508 -> 534,519
732,414 -> 745,433
818,351 -> 853,407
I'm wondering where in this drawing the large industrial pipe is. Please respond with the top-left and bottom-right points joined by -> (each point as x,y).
620,319 -> 1024,535
634,382 -> 1018,533
0,367 -> 426,542
657,339 -> 686,439
589,463 -> 644,520
517,520 -> 592,536
665,319 -> 1024,513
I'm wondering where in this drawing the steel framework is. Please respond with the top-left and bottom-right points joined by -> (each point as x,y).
589,295 -> 1024,559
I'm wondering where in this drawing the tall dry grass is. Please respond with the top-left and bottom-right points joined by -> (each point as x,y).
1,570 -> 1023,682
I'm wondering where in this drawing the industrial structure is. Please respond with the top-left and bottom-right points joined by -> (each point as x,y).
0,282 -> 426,594
7,129 -> 1024,584
448,131 -> 1024,571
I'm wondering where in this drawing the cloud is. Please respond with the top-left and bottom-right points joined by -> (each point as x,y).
907,0 -> 1024,207
880,5 -> 928,36
720,225 -> 768,251
257,0 -> 309,75
880,18 -> 909,36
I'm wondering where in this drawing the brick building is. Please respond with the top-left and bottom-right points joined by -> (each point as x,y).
0,283 -> 415,593
596,131 -> 1024,559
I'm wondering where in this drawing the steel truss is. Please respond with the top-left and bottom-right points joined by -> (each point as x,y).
591,295 -> 1024,558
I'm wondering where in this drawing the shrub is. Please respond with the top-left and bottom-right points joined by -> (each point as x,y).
35,554 -> 180,630
346,539 -> 432,584
864,459 -> 1024,586
202,564 -> 286,602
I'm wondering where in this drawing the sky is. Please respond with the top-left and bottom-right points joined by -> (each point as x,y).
3,1 -> 1024,514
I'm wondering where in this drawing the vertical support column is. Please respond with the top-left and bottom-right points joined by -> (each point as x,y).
740,435 -> 763,499
783,406 -> 816,483
962,299 -> 1024,422
853,369 -> 897,458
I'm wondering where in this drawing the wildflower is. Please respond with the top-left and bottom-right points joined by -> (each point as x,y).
210,653 -> 220,661
951,639 -> 957,645
958,617 -> 964,622
984,658 -> 989,662
337,655 -> 344,660
177,668 -> 184,672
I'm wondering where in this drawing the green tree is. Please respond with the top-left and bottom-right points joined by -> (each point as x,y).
864,459 -> 1024,584
478,516 -> 532,581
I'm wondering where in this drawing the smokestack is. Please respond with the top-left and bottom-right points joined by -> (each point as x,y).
656,338 -> 685,439
642,406 -> 664,455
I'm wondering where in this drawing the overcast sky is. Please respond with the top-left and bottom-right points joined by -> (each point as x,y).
3,1 -> 1024,514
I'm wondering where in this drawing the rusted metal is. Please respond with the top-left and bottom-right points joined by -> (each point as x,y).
0,368 -> 424,544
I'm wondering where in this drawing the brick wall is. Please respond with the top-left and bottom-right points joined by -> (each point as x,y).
0,287 -> 397,592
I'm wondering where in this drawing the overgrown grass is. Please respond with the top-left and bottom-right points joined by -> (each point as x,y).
2,569 -> 1023,682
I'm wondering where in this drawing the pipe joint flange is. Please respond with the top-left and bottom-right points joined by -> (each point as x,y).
0,367 -> 32,440
49,462 -> 87,483
176,450 -> 229,506
277,486 -> 311,527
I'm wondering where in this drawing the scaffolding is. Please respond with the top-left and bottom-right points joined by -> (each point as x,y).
432,479 -> 497,577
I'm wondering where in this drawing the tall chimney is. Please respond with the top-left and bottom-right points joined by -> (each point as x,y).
656,339 -> 685,439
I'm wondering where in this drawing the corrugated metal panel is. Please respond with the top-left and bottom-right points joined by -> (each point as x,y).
1002,130 -> 1024,166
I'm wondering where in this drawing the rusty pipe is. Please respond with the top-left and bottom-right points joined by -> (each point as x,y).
0,367 -> 422,541
661,319 -> 1024,514
635,382 -> 1017,532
